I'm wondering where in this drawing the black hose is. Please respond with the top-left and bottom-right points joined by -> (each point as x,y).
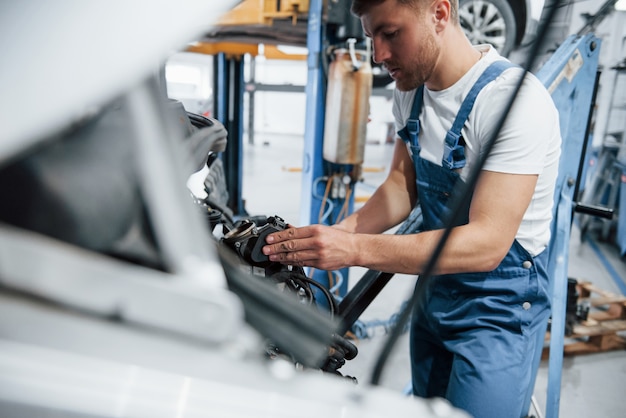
297,275 -> 340,316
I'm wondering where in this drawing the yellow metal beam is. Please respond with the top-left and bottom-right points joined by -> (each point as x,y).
218,0 -> 309,26
186,42 -> 308,60
263,45 -> 307,60
218,0 -> 269,26
187,42 -> 260,58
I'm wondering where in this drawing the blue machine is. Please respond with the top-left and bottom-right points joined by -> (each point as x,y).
535,33 -> 602,418
213,53 -> 247,216
300,0 -> 365,301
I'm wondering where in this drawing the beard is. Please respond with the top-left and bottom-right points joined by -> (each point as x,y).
391,31 -> 439,92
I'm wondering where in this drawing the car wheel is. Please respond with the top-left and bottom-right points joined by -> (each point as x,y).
459,0 -> 517,57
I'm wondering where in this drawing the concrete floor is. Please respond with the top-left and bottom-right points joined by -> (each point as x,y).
240,132 -> 626,418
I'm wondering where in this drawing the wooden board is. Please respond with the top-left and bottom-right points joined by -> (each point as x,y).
542,281 -> 626,358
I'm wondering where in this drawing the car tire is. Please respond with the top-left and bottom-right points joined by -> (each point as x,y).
459,0 -> 517,57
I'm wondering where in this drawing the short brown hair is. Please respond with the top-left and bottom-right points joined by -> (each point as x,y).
351,0 -> 458,21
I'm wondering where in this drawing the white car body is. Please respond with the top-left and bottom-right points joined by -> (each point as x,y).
0,2 -> 470,417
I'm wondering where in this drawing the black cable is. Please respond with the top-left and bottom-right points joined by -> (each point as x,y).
270,271 -> 316,304
292,278 -> 315,302
270,268 -> 341,316
572,69 -> 601,223
368,0 -> 564,386
298,275 -> 340,315
218,243 -> 338,368
203,195 -> 235,226
576,0 -> 618,36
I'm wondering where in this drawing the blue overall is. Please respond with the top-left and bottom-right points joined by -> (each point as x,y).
397,61 -> 551,418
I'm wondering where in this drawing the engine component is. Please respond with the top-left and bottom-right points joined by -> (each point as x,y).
222,215 -> 291,274
220,215 -> 336,309
216,213 -> 357,377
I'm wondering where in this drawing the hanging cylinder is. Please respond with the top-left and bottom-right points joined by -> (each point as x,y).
323,46 -> 372,165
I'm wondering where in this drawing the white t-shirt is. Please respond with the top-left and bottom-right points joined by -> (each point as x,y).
393,45 -> 561,256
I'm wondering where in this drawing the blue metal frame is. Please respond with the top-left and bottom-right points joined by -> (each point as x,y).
300,0 -> 353,301
535,33 -> 602,418
214,52 -> 246,216
619,172 -> 626,256
300,0 -> 326,228
214,53 -> 227,129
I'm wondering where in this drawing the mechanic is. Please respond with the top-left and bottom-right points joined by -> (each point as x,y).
262,1 -> 561,417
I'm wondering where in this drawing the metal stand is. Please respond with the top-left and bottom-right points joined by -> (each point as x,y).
214,52 -> 247,216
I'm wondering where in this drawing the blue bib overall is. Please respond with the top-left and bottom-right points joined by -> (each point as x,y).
397,61 -> 551,418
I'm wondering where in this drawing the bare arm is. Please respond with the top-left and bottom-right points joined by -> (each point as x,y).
336,138 -> 417,234
350,170 -> 537,274
263,169 -> 537,275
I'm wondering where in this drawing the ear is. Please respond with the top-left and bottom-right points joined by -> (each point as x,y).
432,0 -> 451,28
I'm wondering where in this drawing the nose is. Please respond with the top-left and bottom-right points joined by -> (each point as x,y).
371,39 -> 389,64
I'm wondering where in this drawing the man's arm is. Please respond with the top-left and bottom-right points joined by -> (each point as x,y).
263,169 -> 537,275
350,169 -> 537,274
336,138 -> 417,234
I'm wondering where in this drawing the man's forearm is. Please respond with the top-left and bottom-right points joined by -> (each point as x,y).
336,180 -> 414,234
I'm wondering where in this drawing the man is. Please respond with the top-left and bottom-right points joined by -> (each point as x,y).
262,1 -> 561,417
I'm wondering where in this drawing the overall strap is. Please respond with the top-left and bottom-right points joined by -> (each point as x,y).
442,60 -> 515,170
397,85 -> 425,151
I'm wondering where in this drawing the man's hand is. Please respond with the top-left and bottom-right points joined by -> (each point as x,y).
262,224 -> 355,271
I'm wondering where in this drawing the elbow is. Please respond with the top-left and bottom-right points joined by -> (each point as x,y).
437,248 -> 507,275
478,247 -> 510,272
480,257 -> 503,273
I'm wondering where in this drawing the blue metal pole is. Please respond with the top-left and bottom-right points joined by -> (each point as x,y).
535,33 -> 602,418
300,0 -> 325,228
300,0 -> 345,306
545,186 -> 573,418
228,57 -> 246,215
213,53 -> 246,215
213,53 -> 227,124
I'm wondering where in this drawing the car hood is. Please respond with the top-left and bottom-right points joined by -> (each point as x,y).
0,0 -> 240,165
